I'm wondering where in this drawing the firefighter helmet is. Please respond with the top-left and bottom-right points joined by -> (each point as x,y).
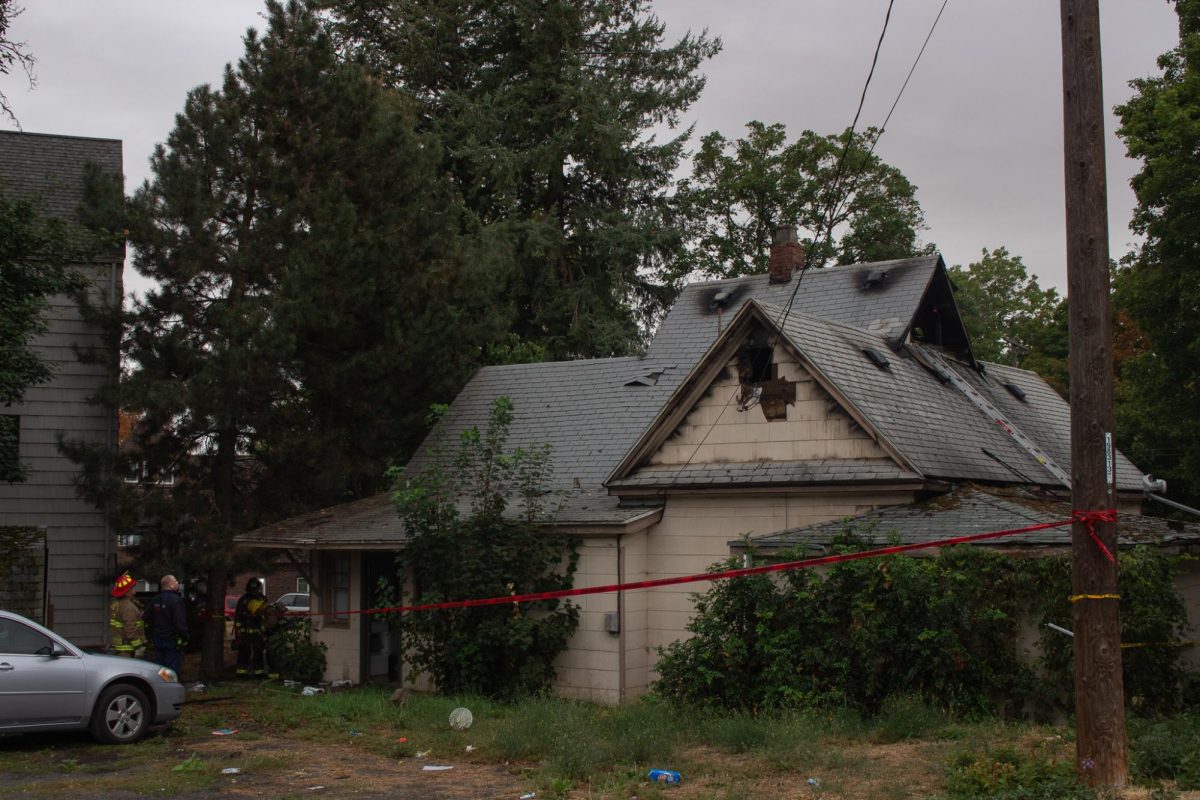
246,577 -> 262,593
110,572 -> 136,598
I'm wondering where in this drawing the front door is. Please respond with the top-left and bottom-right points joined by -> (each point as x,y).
361,552 -> 400,682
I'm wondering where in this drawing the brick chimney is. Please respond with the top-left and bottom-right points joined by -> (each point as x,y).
768,225 -> 805,284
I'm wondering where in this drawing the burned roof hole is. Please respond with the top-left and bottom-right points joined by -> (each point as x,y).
624,365 -> 671,387
710,289 -> 735,310
698,283 -> 746,314
738,345 -> 774,383
1003,382 -> 1027,401
861,269 -> 888,290
862,348 -> 891,370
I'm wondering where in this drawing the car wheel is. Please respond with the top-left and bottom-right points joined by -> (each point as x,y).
90,683 -> 150,744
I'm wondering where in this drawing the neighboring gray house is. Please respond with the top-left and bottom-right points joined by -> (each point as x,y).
241,232 -> 1192,701
0,131 -> 123,645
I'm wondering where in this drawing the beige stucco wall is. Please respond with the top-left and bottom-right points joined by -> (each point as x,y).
1177,557 -> 1200,672
311,551 -> 363,684
553,538 -> 622,703
648,347 -> 891,466
637,490 -> 916,690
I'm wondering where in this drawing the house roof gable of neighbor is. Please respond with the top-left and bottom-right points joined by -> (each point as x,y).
237,249 -> 1152,549
0,130 -> 125,263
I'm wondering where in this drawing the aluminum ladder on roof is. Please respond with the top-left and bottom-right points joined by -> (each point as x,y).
908,345 -> 1072,488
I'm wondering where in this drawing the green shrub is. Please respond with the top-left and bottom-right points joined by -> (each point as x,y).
1130,714 -> 1200,789
938,745 -> 1096,800
654,530 -> 1192,717
265,619 -> 327,683
1033,547 -> 1194,715
384,398 -> 579,699
871,694 -> 953,744
655,535 -> 1035,714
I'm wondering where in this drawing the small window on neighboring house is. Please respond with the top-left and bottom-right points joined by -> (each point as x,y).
1,416 -> 21,483
124,460 -> 176,485
296,577 -> 310,593
326,553 -> 351,625
116,533 -> 144,549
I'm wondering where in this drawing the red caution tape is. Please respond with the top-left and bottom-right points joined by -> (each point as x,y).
1072,508 -> 1118,563
302,514 -> 1094,619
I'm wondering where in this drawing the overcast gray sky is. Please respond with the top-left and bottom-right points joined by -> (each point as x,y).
2,1 -> 1180,296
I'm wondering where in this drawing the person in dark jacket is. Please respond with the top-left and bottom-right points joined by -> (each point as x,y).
234,578 -> 269,679
143,574 -> 188,674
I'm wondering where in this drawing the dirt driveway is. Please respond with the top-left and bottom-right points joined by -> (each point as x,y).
0,728 -> 534,800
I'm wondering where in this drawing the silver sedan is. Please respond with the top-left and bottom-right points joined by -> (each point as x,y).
0,609 -> 186,743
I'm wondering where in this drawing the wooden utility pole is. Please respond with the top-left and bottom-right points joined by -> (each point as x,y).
1060,0 -> 1127,787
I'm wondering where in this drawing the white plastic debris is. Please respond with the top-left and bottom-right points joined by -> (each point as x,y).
415,750 -> 430,758
448,707 -> 473,730
221,768 -> 240,775
422,765 -> 454,772
464,745 -> 476,753
301,686 -> 324,696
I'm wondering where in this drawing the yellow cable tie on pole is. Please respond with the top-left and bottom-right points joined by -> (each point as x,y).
1068,593 -> 1120,603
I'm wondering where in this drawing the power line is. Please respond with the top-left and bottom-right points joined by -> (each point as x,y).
824,1 -> 950,246
657,1 -> 901,493
878,0 -> 949,143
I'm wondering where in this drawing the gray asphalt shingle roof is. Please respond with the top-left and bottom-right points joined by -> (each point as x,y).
404,357 -> 675,492
644,256 -> 942,374
239,252 -> 1146,544
755,302 -> 1142,490
0,131 -> 123,261
740,485 -> 1200,552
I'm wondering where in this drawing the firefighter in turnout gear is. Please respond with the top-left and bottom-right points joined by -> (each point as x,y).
234,578 -> 269,678
108,572 -> 145,657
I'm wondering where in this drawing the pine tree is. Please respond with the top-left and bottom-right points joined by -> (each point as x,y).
74,0 -> 498,677
1114,0 -> 1200,507
323,0 -> 721,357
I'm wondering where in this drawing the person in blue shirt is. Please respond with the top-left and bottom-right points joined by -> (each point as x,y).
143,574 -> 188,674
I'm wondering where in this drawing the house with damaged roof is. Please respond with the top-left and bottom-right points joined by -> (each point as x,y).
238,228 -> 1200,701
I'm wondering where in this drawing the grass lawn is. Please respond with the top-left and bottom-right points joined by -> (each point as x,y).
1,684 -> 1198,799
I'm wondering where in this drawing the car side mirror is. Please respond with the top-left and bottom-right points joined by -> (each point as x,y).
49,641 -> 70,658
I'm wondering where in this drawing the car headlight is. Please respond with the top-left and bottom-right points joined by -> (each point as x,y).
157,666 -> 178,683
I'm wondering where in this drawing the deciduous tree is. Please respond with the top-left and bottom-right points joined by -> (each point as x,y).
0,0 -> 36,125
671,121 -> 931,281
1114,0 -> 1200,507
948,247 -> 1067,394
